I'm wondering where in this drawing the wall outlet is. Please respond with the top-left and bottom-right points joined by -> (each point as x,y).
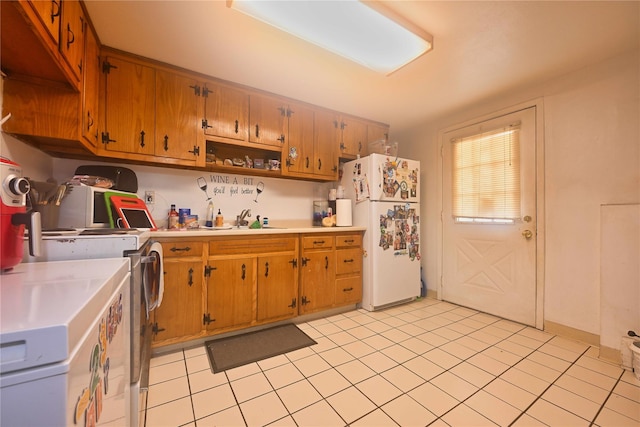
145,190 -> 155,205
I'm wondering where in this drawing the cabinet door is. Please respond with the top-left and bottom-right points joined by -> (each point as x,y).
314,109 -> 339,179
336,247 -> 362,276
339,116 -> 368,158
156,70 -> 201,162
153,260 -> 203,342
82,23 -> 99,147
202,82 -> 248,142
257,254 -> 297,322
299,250 -> 335,314
335,276 -> 362,305
60,0 -> 83,82
248,94 -> 286,147
103,56 -> 155,155
29,0 -> 60,46
285,102 -> 315,175
367,123 -> 389,145
206,257 -> 254,330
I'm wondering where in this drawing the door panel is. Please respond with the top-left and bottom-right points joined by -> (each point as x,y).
442,107 -> 537,325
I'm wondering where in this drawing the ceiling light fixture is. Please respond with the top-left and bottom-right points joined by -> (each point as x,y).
227,0 -> 433,75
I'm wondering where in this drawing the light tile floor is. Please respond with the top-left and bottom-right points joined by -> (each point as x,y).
146,298 -> 640,426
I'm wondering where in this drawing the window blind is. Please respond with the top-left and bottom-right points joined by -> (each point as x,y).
451,123 -> 521,221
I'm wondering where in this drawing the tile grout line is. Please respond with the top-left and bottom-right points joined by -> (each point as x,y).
587,369 -> 625,427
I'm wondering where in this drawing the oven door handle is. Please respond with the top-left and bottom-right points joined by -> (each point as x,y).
141,254 -> 157,264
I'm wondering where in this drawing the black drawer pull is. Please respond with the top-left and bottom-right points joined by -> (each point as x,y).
343,287 -> 354,292
343,259 -> 354,263
313,240 -> 325,245
170,246 -> 191,252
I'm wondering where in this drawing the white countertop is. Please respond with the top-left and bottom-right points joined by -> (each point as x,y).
0,258 -> 130,374
151,220 -> 365,238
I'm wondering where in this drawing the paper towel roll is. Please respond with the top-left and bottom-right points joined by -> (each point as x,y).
336,199 -> 352,226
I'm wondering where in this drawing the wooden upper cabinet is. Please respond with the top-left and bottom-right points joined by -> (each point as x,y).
202,81 -> 248,142
284,102 -> 315,175
248,94 -> 287,147
60,0 -> 84,82
102,55 -> 156,156
81,22 -> 99,148
155,70 -> 202,163
313,109 -> 339,179
339,115 -> 368,159
29,0 -> 60,46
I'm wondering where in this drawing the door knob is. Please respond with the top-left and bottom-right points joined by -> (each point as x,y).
522,230 -> 533,239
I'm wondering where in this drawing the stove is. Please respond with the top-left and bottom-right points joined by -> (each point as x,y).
21,227 -> 160,427
23,228 -> 150,262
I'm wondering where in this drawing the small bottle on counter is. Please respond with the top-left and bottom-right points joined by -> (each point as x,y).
215,209 -> 224,227
168,204 -> 179,229
205,201 -> 214,227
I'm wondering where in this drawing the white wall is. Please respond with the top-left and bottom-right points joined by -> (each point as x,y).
395,49 -> 640,336
1,76 -> 53,181
52,158 -> 331,228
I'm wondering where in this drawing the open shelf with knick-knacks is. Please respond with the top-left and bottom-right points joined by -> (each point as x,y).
204,140 -> 283,177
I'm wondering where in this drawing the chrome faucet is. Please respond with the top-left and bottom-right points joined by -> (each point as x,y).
236,209 -> 251,227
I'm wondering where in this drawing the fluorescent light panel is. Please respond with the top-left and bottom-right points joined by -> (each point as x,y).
228,0 -> 433,75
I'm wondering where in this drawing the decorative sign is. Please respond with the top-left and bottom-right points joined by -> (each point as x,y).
195,174 -> 265,203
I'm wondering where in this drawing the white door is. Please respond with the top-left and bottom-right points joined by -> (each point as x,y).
441,107 -> 538,326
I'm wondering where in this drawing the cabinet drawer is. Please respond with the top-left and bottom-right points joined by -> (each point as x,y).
210,236 -> 296,255
336,234 -> 362,248
302,235 -> 334,249
162,241 -> 204,258
335,276 -> 362,305
336,248 -> 362,275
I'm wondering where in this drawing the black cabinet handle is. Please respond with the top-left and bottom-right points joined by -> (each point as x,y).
170,246 -> 191,252
140,130 -> 145,147
235,120 -> 239,134
241,263 -> 246,280
325,256 -> 329,269
318,159 -> 322,170
66,23 -> 75,49
164,135 -> 169,151
86,112 -> 94,131
306,157 -> 309,168
51,1 -> 60,22
265,262 -> 269,277
255,124 -> 260,138
343,259 -> 354,263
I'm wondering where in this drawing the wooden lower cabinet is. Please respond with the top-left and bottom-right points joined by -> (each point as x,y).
299,236 -> 335,314
153,241 -> 204,344
257,253 -> 299,322
152,231 -> 361,348
205,257 -> 254,331
299,232 -> 363,315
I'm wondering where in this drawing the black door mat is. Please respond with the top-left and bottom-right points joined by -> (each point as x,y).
205,323 -> 317,373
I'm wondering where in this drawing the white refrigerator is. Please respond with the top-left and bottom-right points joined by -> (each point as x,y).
341,153 -> 421,311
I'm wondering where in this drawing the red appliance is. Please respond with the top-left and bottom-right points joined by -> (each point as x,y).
1,157 -> 41,271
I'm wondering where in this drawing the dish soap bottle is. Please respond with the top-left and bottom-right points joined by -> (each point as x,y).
215,209 -> 224,227
168,204 -> 179,229
205,201 -> 214,227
